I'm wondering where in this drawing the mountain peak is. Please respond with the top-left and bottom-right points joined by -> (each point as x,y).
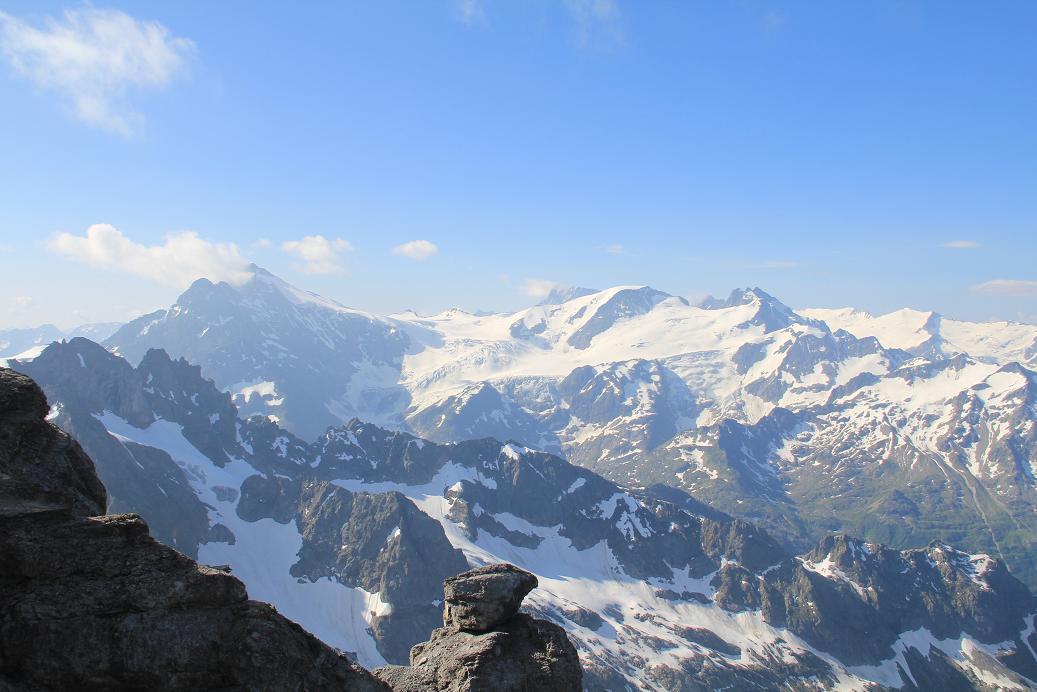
537,285 -> 599,306
700,287 -> 783,309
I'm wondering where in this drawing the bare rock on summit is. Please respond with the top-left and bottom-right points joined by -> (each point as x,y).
443,563 -> 539,632
376,562 -> 582,692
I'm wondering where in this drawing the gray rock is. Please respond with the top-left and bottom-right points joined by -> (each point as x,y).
401,614 -> 581,692
0,368 -> 105,518
376,563 -> 582,692
444,564 -> 539,632
17,340 -> 211,557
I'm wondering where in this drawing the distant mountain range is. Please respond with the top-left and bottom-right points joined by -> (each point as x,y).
0,321 -> 122,359
6,265 -> 1037,687
11,337 -> 1037,690
56,265 -> 1036,596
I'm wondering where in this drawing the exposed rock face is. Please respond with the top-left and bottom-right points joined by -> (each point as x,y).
0,368 -> 387,691
376,563 -> 582,692
443,564 -> 538,632
17,339 -> 213,557
0,366 -> 106,517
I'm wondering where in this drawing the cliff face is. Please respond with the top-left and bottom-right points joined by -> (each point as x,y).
0,367 -> 387,691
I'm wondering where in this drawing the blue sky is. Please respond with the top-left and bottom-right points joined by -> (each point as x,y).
1,1 -> 1035,328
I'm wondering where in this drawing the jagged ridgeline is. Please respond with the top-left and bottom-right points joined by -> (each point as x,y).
9,339 -> 1037,690
68,266 -> 1037,595
0,368 -> 580,690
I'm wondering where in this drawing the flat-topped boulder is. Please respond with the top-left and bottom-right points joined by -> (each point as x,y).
376,562 -> 581,691
443,563 -> 538,632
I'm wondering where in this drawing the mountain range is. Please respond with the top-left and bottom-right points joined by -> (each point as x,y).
11,337 -> 1037,690
79,266 -> 1037,595
0,321 -> 122,359
6,265 -> 1037,688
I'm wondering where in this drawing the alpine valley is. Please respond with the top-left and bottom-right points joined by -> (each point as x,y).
9,265 -> 1037,690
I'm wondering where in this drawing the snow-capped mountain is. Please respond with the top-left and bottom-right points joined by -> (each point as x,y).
105,265 -> 411,439
801,307 -> 1037,366
12,338 -> 1037,690
63,267 -> 1037,594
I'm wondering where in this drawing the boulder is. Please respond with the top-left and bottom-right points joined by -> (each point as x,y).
443,563 -> 538,632
376,562 -> 582,692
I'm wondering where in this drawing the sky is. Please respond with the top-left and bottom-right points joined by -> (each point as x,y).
1,0 -> 1036,329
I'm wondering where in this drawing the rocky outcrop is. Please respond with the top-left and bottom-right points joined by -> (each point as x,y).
17,340 -> 211,557
375,564 -> 582,692
0,367 -> 386,691
0,365 -> 106,518
443,564 -> 538,632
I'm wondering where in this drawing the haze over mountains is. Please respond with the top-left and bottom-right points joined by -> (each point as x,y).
7,265 -> 1037,689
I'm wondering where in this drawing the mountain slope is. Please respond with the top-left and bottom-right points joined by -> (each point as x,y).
105,265 -> 411,439
92,268 -> 1037,592
15,338 -> 1037,690
0,367 -> 386,691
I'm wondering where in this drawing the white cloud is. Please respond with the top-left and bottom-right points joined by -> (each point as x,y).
523,278 -> 564,298
280,235 -> 354,274
942,240 -> 980,249
392,239 -> 439,261
13,296 -> 34,309
605,243 -> 628,255
254,238 -> 272,249
0,7 -> 194,135
971,279 -> 1037,297
48,224 -> 251,287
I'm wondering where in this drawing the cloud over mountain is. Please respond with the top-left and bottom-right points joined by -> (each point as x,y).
280,235 -> 354,274
48,224 -> 250,287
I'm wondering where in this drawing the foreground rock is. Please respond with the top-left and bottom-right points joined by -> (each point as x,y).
0,368 -> 386,691
443,563 -> 538,632
376,563 -> 582,691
